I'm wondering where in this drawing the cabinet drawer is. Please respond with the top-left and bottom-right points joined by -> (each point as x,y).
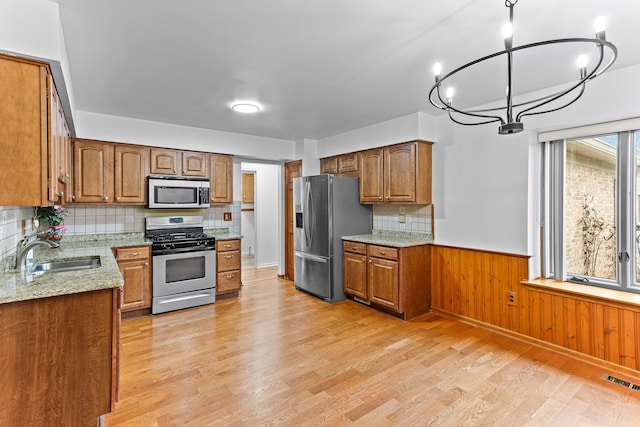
115,246 -> 150,261
217,270 -> 241,293
217,250 -> 240,271
368,245 -> 398,260
216,239 -> 240,252
343,241 -> 367,255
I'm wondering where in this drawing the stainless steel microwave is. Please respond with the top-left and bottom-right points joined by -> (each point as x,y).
148,176 -> 210,209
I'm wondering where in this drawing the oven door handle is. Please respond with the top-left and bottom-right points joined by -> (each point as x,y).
158,292 -> 214,305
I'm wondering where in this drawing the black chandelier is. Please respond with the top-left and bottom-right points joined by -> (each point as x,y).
428,0 -> 618,135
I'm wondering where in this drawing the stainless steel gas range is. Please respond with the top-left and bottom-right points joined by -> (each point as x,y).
145,216 -> 216,314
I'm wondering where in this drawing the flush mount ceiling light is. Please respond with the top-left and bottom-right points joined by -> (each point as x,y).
231,103 -> 261,113
428,0 -> 618,135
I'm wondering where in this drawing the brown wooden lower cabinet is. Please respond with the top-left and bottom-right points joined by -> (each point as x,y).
343,240 -> 431,320
114,245 -> 151,318
0,287 -> 120,426
216,239 -> 242,298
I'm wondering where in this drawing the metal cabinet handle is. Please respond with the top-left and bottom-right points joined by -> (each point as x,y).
115,196 -> 121,201
127,252 -> 140,257
224,244 -> 233,248
379,251 -> 387,255
224,255 -> 233,259
144,262 -> 149,266
378,196 -> 382,200
57,191 -> 64,197
71,195 -> 75,200
369,260 -> 372,263
64,173 -> 70,179
173,169 -> 177,173
103,196 -> 109,201
385,196 -> 389,200
224,274 -> 234,279
351,246 -> 358,250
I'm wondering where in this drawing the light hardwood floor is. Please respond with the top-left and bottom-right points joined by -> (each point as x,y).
103,266 -> 640,426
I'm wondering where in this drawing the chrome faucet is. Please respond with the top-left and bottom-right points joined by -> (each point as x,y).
14,233 -> 60,270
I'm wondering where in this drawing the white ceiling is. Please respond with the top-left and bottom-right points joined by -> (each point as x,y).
52,0 -> 640,141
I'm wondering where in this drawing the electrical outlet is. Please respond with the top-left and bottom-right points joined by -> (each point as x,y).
398,213 -> 406,223
223,212 -> 232,221
507,291 -> 518,306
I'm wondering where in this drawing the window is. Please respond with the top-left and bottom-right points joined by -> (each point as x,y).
543,128 -> 640,293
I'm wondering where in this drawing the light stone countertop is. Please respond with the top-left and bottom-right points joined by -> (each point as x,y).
342,230 -> 433,248
0,244 -> 123,304
0,230 -> 244,305
204,228 -> 243,241
0,233 -> 151,305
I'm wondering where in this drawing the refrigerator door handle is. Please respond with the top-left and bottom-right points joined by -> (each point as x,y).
295,251 -> 327,263
304,181 -> 313,246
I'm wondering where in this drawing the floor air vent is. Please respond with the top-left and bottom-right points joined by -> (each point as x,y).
602,374 -> 640,392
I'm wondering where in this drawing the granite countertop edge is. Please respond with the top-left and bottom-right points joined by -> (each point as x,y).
0,232 -> 150,305
0,230 -> 243,305
342,231 -> 433,248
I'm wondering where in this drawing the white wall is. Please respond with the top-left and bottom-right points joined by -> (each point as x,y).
432,63 -> 640,279
241,162 -> 281,269
75,111 -> 296,161
318,112 -> 438,157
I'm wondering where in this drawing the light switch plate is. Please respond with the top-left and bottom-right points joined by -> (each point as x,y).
398,213 -> 406,223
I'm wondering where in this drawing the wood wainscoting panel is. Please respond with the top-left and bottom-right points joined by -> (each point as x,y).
432,245 -> 528,333
431,244 -> 640,376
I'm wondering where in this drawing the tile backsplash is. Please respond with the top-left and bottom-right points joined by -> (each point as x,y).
372,204 -> 432,234
63,203 -> 241,235
0,206 -> 37,262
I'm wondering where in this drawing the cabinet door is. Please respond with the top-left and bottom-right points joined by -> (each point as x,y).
150,148 -> 179,175
0,56 -> 48,206
182,151 -> 208,177
118,260 -> 151,311
343,251 -> 368,299
338,153 -> 359,173
242,173 -> 255,203
47,75 -> 63,203
73,139 -> 112,203
320,157 -> 338,174
359,148 -> 384,203
368,256 -> 399,311
114,144 -> 148,204
384,142 -> 416,203
210,153 -> 233,204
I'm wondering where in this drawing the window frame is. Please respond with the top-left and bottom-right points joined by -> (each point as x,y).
542,129 -> 640,293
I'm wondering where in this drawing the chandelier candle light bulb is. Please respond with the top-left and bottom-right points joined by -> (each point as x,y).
433,62 -> 442,83
594,16 -> 606,40
427,0 -> 617,135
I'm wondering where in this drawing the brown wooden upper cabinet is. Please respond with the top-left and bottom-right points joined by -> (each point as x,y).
0,53 -> 70,206
359,140 -> 432,204
73,139 -> 148,204
242,173 -> 255,204
210,153 -> 233,204
320,157 -> 338,174
182,151 -> 208,177
320,152 -> 359,177
150,149 -> 207,177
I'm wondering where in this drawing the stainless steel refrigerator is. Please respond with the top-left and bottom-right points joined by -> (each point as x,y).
293,174 -> 372,302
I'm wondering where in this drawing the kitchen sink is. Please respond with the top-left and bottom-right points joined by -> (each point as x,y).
31,256 -> 101,273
